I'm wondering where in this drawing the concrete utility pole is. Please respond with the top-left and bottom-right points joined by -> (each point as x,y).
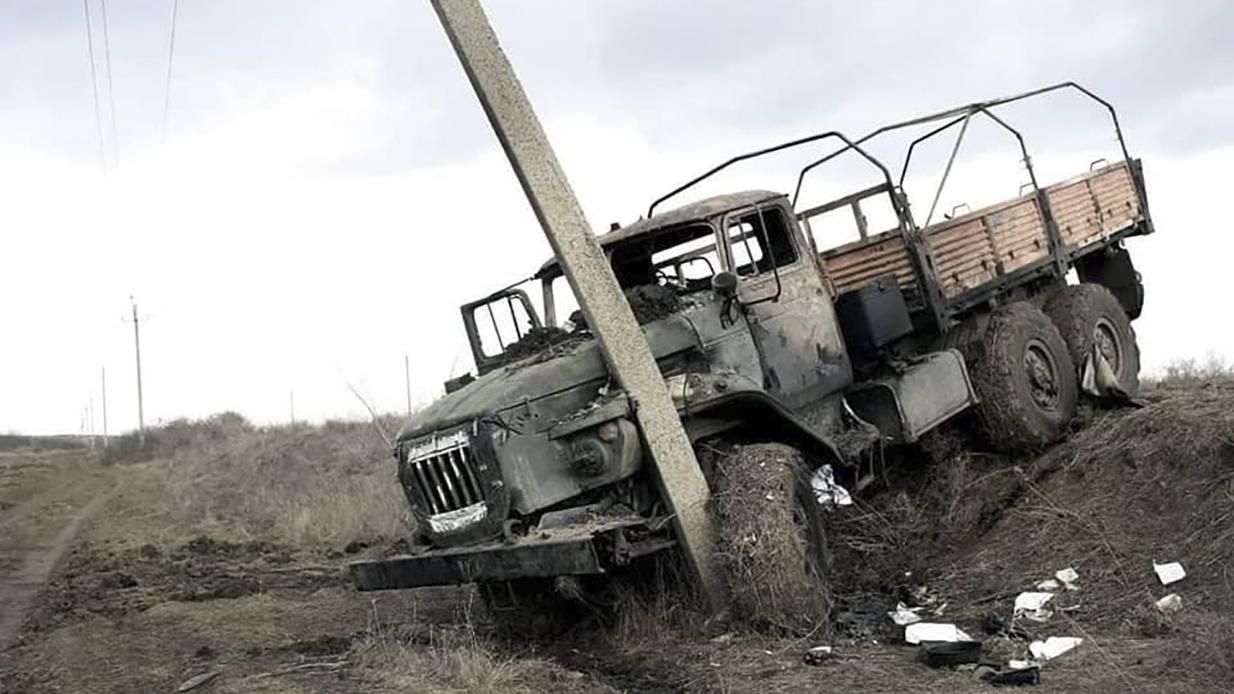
404,355 -> 413,417
289,389 -> 296,426
429,0 -> 728,611
125,298 -> 146,446
101,367 -> 109,447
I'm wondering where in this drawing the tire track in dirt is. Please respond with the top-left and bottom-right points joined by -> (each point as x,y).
0,487 -> 112,649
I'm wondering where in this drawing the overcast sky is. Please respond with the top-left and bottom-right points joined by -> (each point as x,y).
3,1 -> 1232,435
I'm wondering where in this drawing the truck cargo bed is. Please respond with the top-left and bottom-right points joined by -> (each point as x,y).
820,160 -> 1147,315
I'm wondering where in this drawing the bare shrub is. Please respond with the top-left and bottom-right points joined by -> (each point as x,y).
1152,354 -> 1234,388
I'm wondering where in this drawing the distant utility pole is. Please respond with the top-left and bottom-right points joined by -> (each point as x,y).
430,0 -> 728,612
289,389 -> 296,426
123,298 -> 146,446
87,398 -> 96,450
404,355 -> 413,416
101,366 -> 109,447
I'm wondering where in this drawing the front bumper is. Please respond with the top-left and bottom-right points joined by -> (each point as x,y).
349,514 -> 674,591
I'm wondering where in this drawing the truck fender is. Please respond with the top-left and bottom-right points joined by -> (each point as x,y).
665,371 -> 845,468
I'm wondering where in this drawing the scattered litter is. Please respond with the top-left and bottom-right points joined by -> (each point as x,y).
1035,579 -> 1060,591
888,602 -> 924,626
176,670 -> 221,692
904,622 -> 974,644
1153,561 -> 1186,585
916,640 -> 982,668
809,465 -> 853,507
1007,659 -> 1034,670
1014,592 -> 1055,622
1055,567 -> 1080,590
1155,593 -> 1183,613
710,632 -> 733,644
802,645 -> 835,666
1029,636 -> 1082,661
988,665 -> 1041,686
981,613 -> 1032,640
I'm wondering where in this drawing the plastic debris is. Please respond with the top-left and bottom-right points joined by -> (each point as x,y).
1029,636 -> 1082,661
1014,592 -> 1055,622
1155,593 -> 1183,613
1007,659 -> 1034,670
1035,579 -> 1060,591
989,665 -> 1041,686
1055,567 -> 1080,590
888,602 -> 924,626
809,465 -> 853,508
916,640 -> 982,668
802,645 -> 835,666
1153,561 -> 1186,585
904,622 -> 974,644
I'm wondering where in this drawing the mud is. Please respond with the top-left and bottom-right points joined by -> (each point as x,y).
23,536 -> 343,634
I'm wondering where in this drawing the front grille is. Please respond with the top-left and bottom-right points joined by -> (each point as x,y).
404,430 -> 485,515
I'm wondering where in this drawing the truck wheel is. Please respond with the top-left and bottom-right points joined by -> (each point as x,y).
1044,283 -> 1140,395
711,443 -> 832,634
968,302 -> 1078,450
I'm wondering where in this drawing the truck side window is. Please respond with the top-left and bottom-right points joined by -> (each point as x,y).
611,223 -> 721,291
725,207 -> 797,276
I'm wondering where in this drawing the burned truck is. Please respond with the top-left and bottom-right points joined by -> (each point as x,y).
350,83 -> 1152,615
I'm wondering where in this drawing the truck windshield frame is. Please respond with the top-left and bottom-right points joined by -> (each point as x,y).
460,288 -> 543,373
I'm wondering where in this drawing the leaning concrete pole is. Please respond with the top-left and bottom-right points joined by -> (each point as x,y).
429,0 -> 728,612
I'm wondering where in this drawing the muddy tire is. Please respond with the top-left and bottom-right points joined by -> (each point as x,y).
711,443 -> 832,634
968,302 -> 1078,451
1044,283 -> 1140,395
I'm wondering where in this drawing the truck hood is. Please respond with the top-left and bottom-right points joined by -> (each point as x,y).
398,315 -> 702,441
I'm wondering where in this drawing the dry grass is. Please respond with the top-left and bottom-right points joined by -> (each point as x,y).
825,381 -> 1234,692
354,619 -> 610,694
100,412 -> 410,549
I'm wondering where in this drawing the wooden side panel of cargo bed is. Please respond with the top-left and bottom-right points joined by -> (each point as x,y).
923,196 -> 1050,298
1047,163 -> 1141,250
926,218 -> 996,298
820,232 -> 917,300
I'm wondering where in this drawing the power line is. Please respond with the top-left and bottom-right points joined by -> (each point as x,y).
99,0 -> 119,168
81,0 -> 108,176
161,0 -> 179,145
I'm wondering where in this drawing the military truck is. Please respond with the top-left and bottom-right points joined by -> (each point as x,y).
350,83 -> 1152,615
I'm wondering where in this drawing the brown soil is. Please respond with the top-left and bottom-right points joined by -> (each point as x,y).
4,386 -> 1233,692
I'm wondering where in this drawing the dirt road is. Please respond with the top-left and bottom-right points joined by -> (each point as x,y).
0,450 -> 112,650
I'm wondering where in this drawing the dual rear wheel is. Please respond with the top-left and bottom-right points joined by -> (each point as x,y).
965,283 -> 1140,451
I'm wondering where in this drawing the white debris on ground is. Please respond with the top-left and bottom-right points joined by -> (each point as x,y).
904,623 -> 974,645
1153,560 -> 1186,585
1155,593 -> 1183,612
888,603 -> 924,626
1029,637 -> 1083,661
1013,591 -> 1055,622
1054,567 -> 1080,590
809,465 -> 852,508
801,645 -> 836,666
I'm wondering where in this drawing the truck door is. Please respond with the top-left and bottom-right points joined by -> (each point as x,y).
723,202 -> 853,410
